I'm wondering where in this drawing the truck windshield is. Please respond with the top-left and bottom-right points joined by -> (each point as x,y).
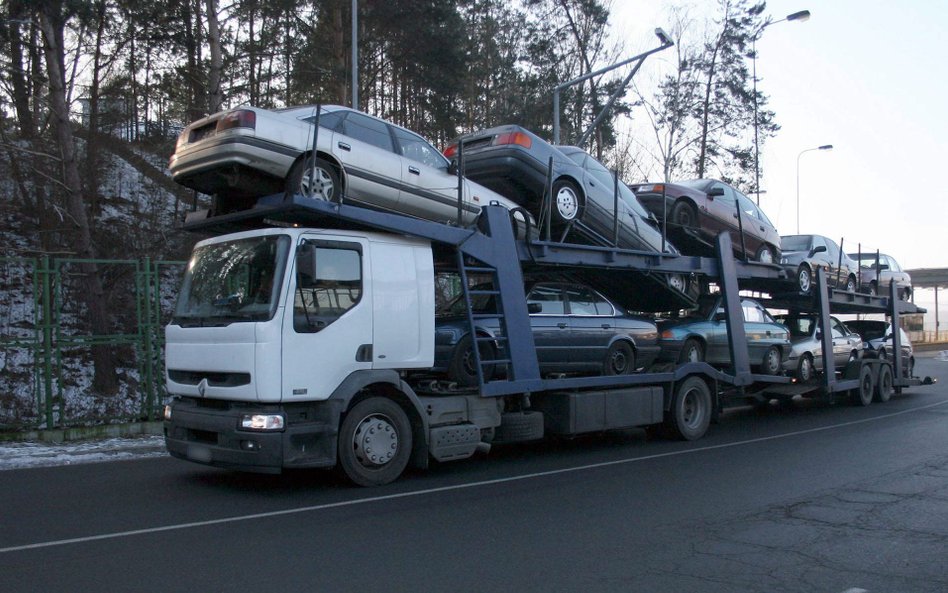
172,235 -> 290,325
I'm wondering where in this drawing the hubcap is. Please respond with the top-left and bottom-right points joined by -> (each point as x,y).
352,414 -> 398,468
301,167 -> 335,201
758,248 -> 773,264
799,268 -> 811,293
668,274 -> 686,292
555,186 -> 579,220
800,357 -> 812,381
610,350 -> 628,373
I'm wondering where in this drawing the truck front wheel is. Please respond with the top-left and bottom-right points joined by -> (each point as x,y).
338,397 -> 412,487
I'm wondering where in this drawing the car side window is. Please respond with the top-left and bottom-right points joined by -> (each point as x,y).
825,238 -> 840,262
714,183 -> 737,206
392,127 -> 448,170
566,286 -> 596,316
886,256 -> 901,272
585,159 -> 615,189
831,318 -> 847,336
527,284 -> 565,315
341,113 -> 394,152
736,192 -> 760,219
302,110 -> 346,132
742,303 -> 764,323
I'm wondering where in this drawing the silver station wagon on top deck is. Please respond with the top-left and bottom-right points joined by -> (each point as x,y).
168,104 -> 525,225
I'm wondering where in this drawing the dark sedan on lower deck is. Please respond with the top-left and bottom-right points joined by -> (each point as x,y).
432,281 -> 660,386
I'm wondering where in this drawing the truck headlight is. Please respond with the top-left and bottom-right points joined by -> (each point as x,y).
241,414 -> 285,431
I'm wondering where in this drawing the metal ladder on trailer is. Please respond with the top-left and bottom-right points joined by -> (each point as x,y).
455,254 -> 513,387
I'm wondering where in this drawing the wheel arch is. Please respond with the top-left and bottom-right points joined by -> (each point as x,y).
290,150 -> 347,192
332,370 -> 429,470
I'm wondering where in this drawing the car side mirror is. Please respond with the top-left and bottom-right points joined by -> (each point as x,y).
707,187 -> 725,198
447,159 -> 459,176
816,330 -> 822,339
528,303 -> 542,314
808,245 -> 827,257
877,264 -> 889,270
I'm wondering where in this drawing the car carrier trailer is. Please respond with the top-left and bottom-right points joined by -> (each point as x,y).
162,190 -> 933,486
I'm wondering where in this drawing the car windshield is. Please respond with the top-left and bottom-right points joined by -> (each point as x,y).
172,235 -> 290,325
781,235 -> 812,252
847,322 -> 887,341
777,315 -> 816,338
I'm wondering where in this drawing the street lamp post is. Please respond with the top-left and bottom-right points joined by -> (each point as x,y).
752,9 -> 810,205
796,144 -> 833,234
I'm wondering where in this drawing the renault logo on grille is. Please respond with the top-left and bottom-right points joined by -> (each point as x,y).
197,378 -> 208,398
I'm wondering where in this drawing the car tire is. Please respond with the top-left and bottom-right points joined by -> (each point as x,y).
797,353 -> 814,382
449,335 -> 495,387
551,179 -> 583,225
755,243 -> 775,264
760,346 -> 782,376
845,274 -> 857,293
286,156 -> 340,201
868,281 -> 878,296
797,264 -> 812,294
666,273 -> 688,293
677,338 -> 704,364
670,200 -> 698,231
604,341 -> 635,375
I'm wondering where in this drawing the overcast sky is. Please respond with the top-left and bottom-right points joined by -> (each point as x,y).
610,0 -> 946,272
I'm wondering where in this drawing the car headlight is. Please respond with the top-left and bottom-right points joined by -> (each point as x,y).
241,414 -> 285,431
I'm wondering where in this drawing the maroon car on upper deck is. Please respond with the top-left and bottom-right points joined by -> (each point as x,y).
630,179 -> 781,263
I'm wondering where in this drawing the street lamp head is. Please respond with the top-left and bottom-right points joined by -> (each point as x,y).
654,28 -> 674,47
787,10 -> 811,22
819,144 -> 833,150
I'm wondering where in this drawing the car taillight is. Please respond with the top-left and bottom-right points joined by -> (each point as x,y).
493,131 -> 532,149
637,184 -> 663,193
443,143 -> 458,158
216,109 -> 256,132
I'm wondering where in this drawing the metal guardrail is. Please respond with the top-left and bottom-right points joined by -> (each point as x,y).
0,256 -> 185,431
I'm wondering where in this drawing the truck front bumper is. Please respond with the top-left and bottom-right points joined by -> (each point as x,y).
164,397 -> 341,474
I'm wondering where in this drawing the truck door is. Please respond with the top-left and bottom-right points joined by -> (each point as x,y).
281,236 -> 373,402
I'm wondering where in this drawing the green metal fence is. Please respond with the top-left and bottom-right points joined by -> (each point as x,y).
0,256 -> 186,431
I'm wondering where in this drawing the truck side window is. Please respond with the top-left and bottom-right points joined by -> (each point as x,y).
294,241 -> 362,333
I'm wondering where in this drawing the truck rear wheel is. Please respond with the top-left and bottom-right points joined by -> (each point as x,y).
850,365 -> 875,407
874,364 -> 893,403
338,397 -> 412,487
664,376 -> 712,440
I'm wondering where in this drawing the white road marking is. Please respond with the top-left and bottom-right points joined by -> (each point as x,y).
2,398 -> 946,554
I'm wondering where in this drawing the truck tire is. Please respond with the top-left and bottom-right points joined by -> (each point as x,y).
493,411 -> 544,443
874,364 -> 893,403
664,376 -> 712,441
338,397 -> 412,487
850,365 -> 875,407
285,156 -> 340,201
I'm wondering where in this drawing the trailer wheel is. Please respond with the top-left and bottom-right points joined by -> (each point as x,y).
797,264 -> 812,294
850,365 -> 875,407
874,364 -> 893,403
604,341 -> 635,375
286,156 -> 339,201
678,338 -> 704,364
449,335 -> 495,387
338,397 -> 412,487
760,346 -> 782,376
664,376 -> 712,440
796,353 -> 814,383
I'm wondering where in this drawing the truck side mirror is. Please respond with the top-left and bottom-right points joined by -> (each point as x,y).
447,159 -> 459,176
296,243 -> 318,284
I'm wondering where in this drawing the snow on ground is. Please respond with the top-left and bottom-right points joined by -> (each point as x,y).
0,435 -> 167,471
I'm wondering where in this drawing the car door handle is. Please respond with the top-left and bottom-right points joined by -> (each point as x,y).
557,323 -> 568,329
601,324 -> 611,329
408,166 -> 420,175
759,226 -> 765,231
337,142 -> 351,151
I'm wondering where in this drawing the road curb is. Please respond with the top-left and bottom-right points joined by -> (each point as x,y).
0,422 -> 163,444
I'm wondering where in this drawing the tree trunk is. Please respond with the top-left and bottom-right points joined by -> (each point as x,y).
205,0 -> 223,113
38,3 -> 119,396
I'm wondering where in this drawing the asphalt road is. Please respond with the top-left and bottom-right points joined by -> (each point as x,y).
2,358 -> 947,593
